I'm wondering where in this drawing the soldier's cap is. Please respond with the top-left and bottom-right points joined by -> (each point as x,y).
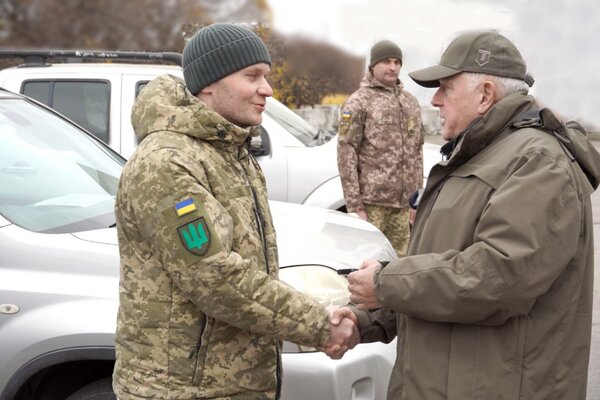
409,31 -> 534,88
369,40 -> 403,68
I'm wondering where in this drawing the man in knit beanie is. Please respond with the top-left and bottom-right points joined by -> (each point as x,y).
113,23 -> 358,400
337,39 -> 423,257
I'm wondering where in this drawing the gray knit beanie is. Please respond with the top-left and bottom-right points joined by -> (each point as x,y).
183,23 -> 272,95
369,40 -> 403,68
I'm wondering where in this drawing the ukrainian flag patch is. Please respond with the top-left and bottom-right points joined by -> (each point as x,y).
342,111 -> 352,120
175,198 -> 196,217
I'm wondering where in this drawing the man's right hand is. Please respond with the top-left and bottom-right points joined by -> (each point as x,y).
319,306 -> 360,359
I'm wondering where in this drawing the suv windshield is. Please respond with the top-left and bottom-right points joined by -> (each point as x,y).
265,98 -> 329,147
0,98 -> 122,233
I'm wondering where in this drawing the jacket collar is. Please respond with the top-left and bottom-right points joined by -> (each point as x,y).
431,91 -> 600,197
445,92 -> 536,165
131,74 -> 259,147
361,72 -> 404,93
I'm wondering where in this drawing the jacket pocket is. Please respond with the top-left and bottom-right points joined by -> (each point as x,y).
192,317 -> 214,385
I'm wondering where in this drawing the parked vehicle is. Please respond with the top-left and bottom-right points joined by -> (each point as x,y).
0,88 -> 397,399
0,50 -> 346,210
0,50 -> 442,211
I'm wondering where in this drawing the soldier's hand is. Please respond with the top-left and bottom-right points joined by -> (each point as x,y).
356,210 -> 368,221
320,318 -> 360,359
409,208 -> 416,226
319,306 -> 360,359
326,305 -> 358,326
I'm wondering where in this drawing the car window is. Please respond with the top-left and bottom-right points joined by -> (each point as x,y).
137,81 -> 149,98
0,98 -> 121,233
137,81 -> 322,148
264,98 -> 321,147
22,80 -> 110,144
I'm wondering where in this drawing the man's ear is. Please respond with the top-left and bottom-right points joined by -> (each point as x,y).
197,82 -> 215,104
200,82 -> 214,95
478,81 -> 497,114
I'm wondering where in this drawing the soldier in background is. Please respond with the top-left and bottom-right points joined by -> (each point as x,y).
337,39 -> 423,257
112,23 -> 358,400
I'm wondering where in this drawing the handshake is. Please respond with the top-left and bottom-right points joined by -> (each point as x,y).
317,259 -> 384,359
318,305 -> 361,359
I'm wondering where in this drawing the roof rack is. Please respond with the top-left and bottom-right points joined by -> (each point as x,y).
0,50 -> 182,66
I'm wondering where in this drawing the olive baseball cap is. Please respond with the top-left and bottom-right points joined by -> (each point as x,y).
409,31 -> 533,88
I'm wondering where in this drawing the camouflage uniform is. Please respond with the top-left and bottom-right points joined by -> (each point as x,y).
337,73 -> 423,256
112,74 -> 330,400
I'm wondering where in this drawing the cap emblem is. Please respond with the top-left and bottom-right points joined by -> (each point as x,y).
476,49 -> 491,66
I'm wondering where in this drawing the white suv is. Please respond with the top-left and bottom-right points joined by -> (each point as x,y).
0,88 -> 397,400
0,50 -> 346,210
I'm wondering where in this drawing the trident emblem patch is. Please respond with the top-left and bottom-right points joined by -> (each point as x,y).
178,218 -> 211,256
476,49 -> 491,66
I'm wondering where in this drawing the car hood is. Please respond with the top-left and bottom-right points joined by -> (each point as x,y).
72,201 -> 396,271
72,228 -> 118,245
269,200 -> 395,269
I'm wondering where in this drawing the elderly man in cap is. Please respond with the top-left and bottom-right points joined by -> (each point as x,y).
112,23 -> 358,400
344,30 -> 600,399
337,39 -> 423,257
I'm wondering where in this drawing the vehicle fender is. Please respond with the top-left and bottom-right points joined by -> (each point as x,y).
0,297 -> 118,398
0,347 -> 115,400
301,176 -> 346,211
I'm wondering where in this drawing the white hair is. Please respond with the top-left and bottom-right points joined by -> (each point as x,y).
463,72 -> 530,98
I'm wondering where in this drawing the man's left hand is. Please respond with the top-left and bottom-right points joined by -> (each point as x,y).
348,260 -> 383,310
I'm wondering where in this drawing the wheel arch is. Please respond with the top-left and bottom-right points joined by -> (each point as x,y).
1,347 -> 115,400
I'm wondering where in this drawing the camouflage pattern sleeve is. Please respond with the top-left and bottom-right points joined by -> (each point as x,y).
337,97 -> 366,212
128,148 -> 331,348
402,92 -> 424,194
413,97 -> 424,190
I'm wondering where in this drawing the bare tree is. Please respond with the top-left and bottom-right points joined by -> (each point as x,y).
264,31 -> 364,107
0,0 -> 362,107
0,0 -> 270,50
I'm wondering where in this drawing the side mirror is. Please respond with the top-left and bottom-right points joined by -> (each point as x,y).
250,126 -> 271,157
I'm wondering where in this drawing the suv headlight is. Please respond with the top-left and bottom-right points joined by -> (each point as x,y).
279,265 -> 350,306
279,265 -> 351,353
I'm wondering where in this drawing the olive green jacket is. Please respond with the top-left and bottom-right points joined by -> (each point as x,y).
357,93 -> 600,399
112,74 -> 330,400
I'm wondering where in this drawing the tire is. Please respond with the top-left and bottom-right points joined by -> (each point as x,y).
65,377 -> 116,400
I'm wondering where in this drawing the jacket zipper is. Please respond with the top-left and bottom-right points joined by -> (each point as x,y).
275,344 -> 282,399
189,316 -> 208,360
236,142 -> 278,394
236,145 -> 271,275
248,177 -> 281,397
190,317 -> 212,385
250,186 -> 271,275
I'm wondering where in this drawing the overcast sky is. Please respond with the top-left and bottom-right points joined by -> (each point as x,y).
268,0 -> 600,127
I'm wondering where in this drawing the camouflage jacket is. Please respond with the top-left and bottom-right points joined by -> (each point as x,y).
112,74 -> 330,400
337,73 -> 423,212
